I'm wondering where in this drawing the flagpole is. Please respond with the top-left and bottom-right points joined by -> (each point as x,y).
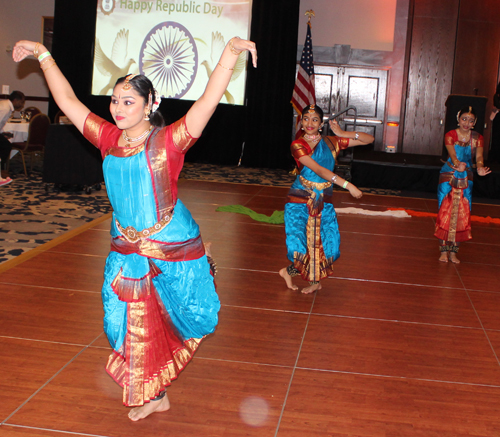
291,9 -> 317,138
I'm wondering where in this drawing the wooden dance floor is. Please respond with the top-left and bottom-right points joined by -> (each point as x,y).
1,179 -> 500,436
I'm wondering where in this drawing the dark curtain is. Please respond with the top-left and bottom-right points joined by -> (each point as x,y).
243,0 -> 301,169
52,0 -> 300,169
50,0 -> 99,123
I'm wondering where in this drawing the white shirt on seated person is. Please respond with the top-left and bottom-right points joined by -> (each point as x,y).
0,99 -> 14,132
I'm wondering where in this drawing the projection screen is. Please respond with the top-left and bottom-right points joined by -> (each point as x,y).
92,0 -> 252,105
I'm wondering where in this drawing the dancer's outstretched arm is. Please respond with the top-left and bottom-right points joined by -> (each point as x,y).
13,41 -> 90,134
186,37 -> 257,138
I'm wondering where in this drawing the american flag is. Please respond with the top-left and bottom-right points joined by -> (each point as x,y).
291,22 -> 316,123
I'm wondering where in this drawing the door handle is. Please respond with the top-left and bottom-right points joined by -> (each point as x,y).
344,118 -> 383,124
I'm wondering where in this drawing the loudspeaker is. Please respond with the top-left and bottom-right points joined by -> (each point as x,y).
445,94 -> 488,135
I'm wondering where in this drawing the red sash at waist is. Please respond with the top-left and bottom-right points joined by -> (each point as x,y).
111,234 -> 205,262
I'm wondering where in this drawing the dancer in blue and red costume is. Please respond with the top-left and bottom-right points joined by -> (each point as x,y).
435,106 -> 491,264
13,37 -> 257,421
279,104 -> 374,294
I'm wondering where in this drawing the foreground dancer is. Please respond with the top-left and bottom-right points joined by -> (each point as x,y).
280,105 -> 374,294
13,37 -> 257,421
435,106 -> 490,263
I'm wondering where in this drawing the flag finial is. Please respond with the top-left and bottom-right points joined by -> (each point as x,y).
305,10 -> 315,24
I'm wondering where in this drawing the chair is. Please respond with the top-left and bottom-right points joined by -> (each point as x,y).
8,113 -> 50,177
53,110 -> 64,124
23,106 -> 41,119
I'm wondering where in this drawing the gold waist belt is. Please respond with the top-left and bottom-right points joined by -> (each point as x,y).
116,210 -> 173,243
299,176 -> 331,191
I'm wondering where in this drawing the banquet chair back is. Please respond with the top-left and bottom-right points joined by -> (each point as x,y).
53,110 -> 63,124
23,106 -> 42,120
9,113 -> 51,176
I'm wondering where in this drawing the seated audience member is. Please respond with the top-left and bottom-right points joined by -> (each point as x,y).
0,90 -> 25,179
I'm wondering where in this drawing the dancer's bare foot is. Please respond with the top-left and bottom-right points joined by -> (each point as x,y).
439,252 -> 449,263
301,282 -> 322,294
279,268 -> 298,290
449,252 -> 460,264
128,394 -> 170,421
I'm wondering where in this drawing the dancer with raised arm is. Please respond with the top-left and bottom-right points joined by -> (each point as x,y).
435,106 -> 491,263
280,104 -> 374,294
13,37 -> 257,421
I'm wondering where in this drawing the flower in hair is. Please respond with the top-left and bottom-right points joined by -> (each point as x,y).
151,88 -> 161,113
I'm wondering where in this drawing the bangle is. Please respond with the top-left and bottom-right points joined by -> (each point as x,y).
354,132 -> 359,140
33,42 -> 40,58
41,61 -> 57,73
217,62 -> 234,71
229,37 -> 242,55
331,175 -> 338,184
38,51 -> 51,62
343,181 -> 349,189
40,56 -> 54,66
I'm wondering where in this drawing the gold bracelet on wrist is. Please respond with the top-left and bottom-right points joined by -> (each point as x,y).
33,42 -> 40,58
229,37 -> 242,55
217,62 -> 234,71
40,56 -> 54,66
41,61 -> 57,73
41,59 -> 56,68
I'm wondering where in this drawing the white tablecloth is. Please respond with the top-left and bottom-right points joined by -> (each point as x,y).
4,120 -> 29,159
4,120 -> 29,143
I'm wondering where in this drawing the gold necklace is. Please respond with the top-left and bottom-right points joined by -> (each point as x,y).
457,130 -> 470,143
122,125 -> 153,143
304,133 -> 321,141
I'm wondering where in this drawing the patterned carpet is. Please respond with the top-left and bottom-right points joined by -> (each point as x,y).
0,161 -> 401,265
0,170 -> 112,264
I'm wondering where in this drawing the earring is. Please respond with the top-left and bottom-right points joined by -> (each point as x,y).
301,127 -> 304,130
144,110 -> 150,121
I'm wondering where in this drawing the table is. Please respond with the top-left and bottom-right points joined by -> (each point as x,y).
4,121 -> 29,159
4,120 -> 29,142
43,124 -> 104,188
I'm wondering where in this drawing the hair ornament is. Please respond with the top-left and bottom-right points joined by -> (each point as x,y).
457,106 -> 475,122
122,74 -> 138,90
308,104 -> 316,114
151,88 -> 161,113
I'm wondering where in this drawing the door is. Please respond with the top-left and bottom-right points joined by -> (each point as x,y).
314,65 -> 387,148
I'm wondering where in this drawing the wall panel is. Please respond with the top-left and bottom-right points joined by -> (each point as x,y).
402,0 -> 459,155
451,1 -> 500,151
